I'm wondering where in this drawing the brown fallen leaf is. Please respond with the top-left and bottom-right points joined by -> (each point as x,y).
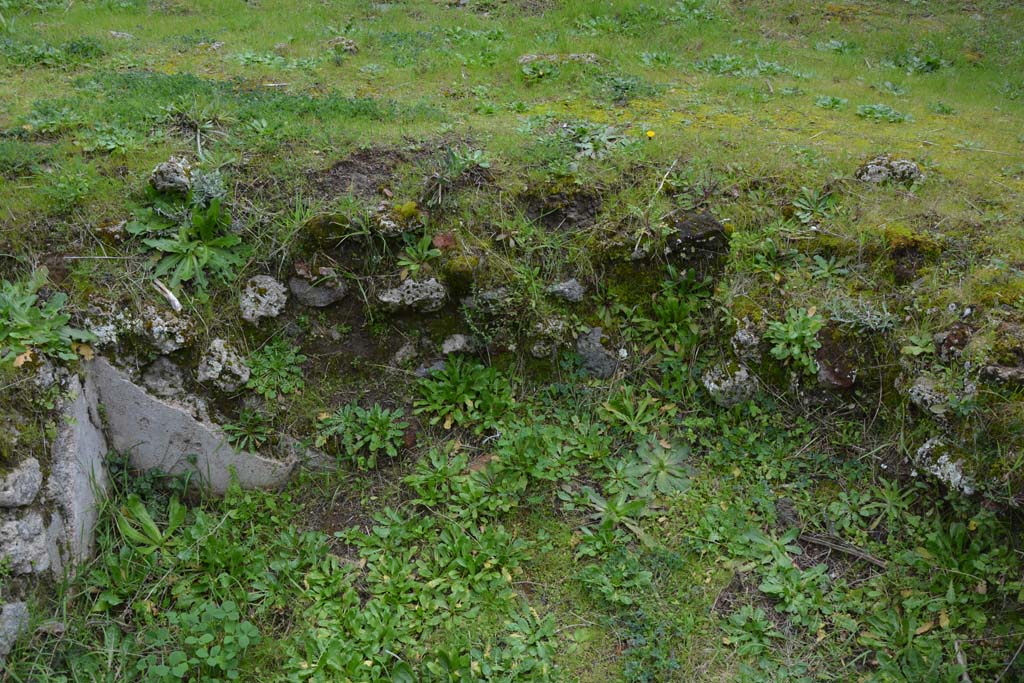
13,349 -> 34,367
432,232 -> 456,250
72,342 -> 95,360
466,453 -> 497,473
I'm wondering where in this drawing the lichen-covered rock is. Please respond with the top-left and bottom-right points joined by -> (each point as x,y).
908,375 -> 946,416
197,339 -> 250,392
32,358 -> 69,391
907,374 -> 976,420
914,437 -> 975,495
576,327 -> 617,379
327,36 -> 359,54
0,512 -> 52,575
82,308 -> 122,348
702,363 -> 757,407
0,458 -> 42,508
0,602 -> 29,658
547,278 -> 585,303
83,304 -> 194,354
415,359 -> 446,378
378,278 -> 447,312
462,287 -> 513,312
442,334 -> 477,355
517,52 -> 600,65
138,306 -> 194,353
373,203 -> 406,237
289,276 -> 347,308
391,341 -> 418,366
149,156 -> 192,194
982,364 -> 1024,385
855,154 -> 923,186
241,275 -> 288,324
95,219 -> 129,245
530,318 -> 567,358
731,319 -> 761,363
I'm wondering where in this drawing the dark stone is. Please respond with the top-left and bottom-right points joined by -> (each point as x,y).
815,326 -> 857,389
665,212 -> 729,268
934,322 -> 971,361
576,328 -> 617,379
289,277 -> 347,308
982,365 -> 1024,385
525,187 -> 602,230
546,278 -> 585,303
891,245 -> 924,285
775,497 -> 801,528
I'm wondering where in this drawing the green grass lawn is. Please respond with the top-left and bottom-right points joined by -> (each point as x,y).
2,0 -> 1023,681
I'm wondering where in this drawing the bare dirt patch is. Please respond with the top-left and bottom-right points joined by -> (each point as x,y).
310,147 -> 410,201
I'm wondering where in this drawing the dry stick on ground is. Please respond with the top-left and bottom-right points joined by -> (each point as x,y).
995,637 -> 1024,683
799,532 -> 888,570
954,640 -> 972,683
633,158 -> 679,253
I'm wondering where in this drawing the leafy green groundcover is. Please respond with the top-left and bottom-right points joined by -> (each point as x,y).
6,396 -> 1022,682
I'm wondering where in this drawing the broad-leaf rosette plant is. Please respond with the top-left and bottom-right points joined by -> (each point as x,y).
414,357 -> 515,432
766,307 -> 824,375
316,404 -> 409,470
0,268 -> 94,366
142,198 -> 248,291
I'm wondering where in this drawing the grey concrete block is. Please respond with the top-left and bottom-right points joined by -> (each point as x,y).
89,358 -> 296,494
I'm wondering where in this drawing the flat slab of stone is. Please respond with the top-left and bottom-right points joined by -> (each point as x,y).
0,602 -> 29,658
89,358 -> 296,494
47,374 -> 109,565
0,458 -> 42,507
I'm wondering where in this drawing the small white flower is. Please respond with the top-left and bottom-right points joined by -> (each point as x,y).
618,348 -> 628,359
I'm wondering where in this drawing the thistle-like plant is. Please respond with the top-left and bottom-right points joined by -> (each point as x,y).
397,234 -> 441,278
636,438 -> 692,494
792,187 -> 836,225
316,404 -> 409,469
142,199 -> 248,291
246,339 -> 305,400
0,268 -> 94,366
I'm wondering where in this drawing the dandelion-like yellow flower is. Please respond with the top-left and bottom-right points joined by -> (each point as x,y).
646,130 -> 656,139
